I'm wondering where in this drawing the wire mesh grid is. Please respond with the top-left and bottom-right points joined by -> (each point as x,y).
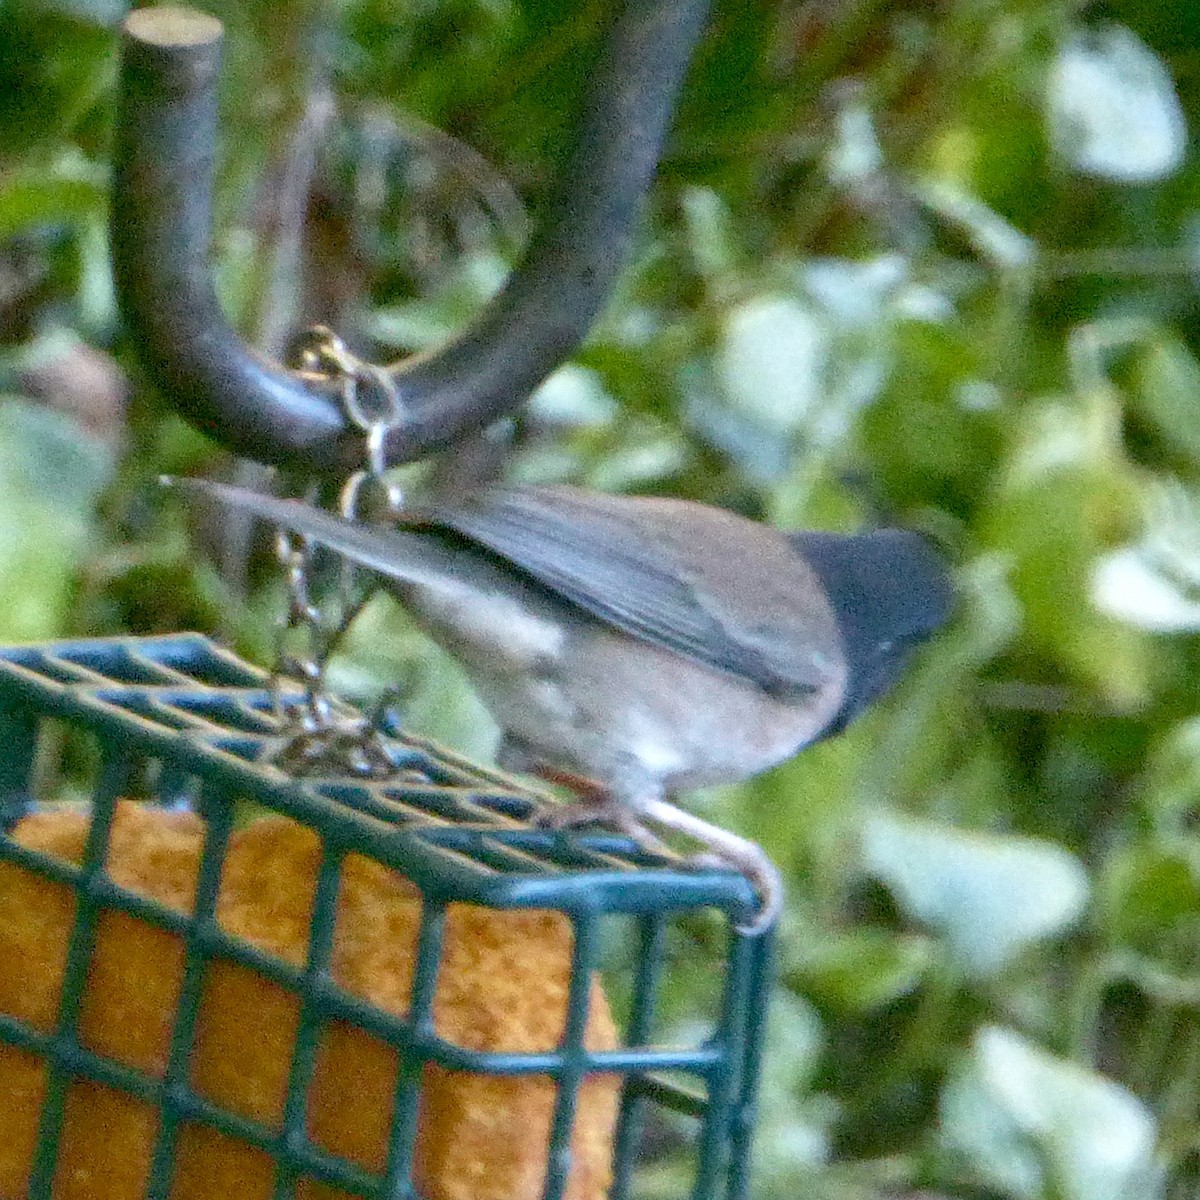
0,634 -> 773,1200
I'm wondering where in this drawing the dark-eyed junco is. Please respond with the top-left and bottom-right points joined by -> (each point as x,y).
172,478 -> 952,932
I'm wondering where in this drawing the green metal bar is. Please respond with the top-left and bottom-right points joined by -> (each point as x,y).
691,930 -> 756,1200
144,780 -> 236,1200
0,1011 -> 386,1198
610,915 -> 668,1200
0,635 -> 772,1198
153,759 -> 201,812
274,842 -> 346,1199
26,749 -> 127,1198
0,836 -> 85,887
1,833 -> 727,1067
414,1042 -> 722,1077
0,659 -> 752,919
0,1014 -> 161,1103
726,930 -> 775,1200
381,900 -> 447,1197
541,914 -> 600,1200
0,699 -> 37,823
0,640 -> 758,918
0,842 -> 301,987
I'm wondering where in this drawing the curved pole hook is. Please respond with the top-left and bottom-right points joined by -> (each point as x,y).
112,1 -> 711,474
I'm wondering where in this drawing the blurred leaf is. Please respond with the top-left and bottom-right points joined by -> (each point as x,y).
1129,334 -> 1200,467
862,812 -> 1090,975
527,365 -> 617,427
44,0 -> 126,22
1100,844 -> 1200,950
761,989 -> 827,1095
825,91 -> 883,190
749,993 -> 839,1190
1142,718 -> 1200,830
0,158 -> 105,242
717,294 -> 827,433
1047,24 -> 1185,182
0,7 -> 114,151
955,553 -> 1024,662
984,390 -> 1146,703
0,396 -> 112,640
366,249 -> 508,349
1092,546 -> 1200,631
582,426 -> 688,492
1091,481 -> 1200,632
941,1026 -> 1162,1200
0,395 -> 111,510
917,182 -> 1036,270
787,927 -> 936,1014
680,186 -> 743,286
859,319 -> 996,509
800,254 -> 929,328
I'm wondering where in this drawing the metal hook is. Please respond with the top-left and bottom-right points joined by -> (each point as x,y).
112,0 -> 712,475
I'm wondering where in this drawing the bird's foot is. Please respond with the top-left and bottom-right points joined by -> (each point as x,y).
528,767 -> 782,933
538,798 -> 674,858
685,848 -> 783,935
531,768 -> 672,856
639,799 -> 783,936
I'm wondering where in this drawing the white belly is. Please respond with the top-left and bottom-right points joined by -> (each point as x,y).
476,625 -> 846,803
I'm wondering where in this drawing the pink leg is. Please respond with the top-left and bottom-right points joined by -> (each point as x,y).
639,798 -> 783,935
529,767 -> 783,934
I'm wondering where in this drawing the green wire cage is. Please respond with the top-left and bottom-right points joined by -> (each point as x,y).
0,633 -> 774,1200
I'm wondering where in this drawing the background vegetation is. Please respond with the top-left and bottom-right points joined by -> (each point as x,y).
4,0 -> 1200,1196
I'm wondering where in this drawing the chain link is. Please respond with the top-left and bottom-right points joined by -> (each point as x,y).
265,326 -> 409,778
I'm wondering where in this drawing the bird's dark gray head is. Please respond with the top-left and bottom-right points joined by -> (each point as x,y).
788,529 -> 953,737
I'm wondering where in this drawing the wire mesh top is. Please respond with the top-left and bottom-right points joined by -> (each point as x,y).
0,633 -> 757,923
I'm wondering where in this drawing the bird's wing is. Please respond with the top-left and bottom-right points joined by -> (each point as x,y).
420,484 -> 828,695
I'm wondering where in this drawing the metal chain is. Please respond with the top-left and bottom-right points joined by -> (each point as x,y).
265,326 -> 408,778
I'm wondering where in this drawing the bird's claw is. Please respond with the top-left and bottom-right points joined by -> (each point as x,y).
536,796 -> 626,831
637,798 -> 783,937
686,849 -> 783,936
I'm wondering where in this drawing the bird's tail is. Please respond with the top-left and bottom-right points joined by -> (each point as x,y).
163,477 -> 464,588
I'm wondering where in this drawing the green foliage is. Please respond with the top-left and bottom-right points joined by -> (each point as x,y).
0,398 -> 112,640
4,0 -> 1200,1195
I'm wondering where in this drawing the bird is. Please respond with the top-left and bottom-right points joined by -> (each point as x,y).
170,477 -> 953,933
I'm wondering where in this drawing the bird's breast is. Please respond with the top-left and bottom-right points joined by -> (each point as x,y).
536,626 -> 849,800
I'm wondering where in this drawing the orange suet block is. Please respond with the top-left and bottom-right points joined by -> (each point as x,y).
0,802 -> 619,1199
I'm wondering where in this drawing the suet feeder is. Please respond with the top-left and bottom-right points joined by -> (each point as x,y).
0,634 -> 773,1199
